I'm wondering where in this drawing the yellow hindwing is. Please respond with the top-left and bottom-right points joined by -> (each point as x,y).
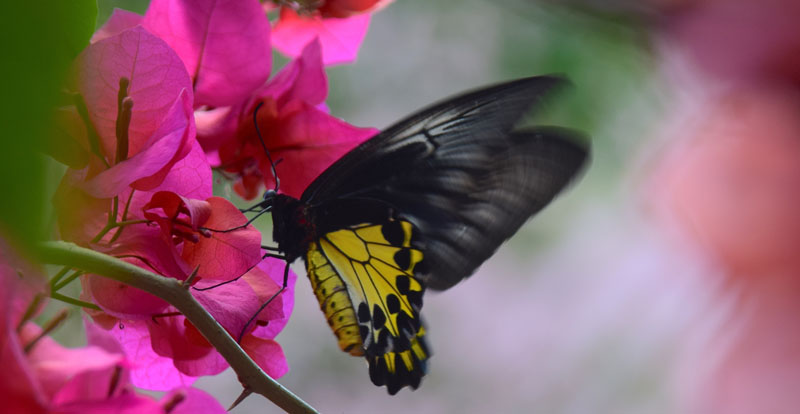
305,219 -> 430,393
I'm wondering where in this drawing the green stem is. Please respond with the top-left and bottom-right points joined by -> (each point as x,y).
110,190 -> 136,243
53,269 -> 84,291
91,197 -> 120,244
36,241 -> 317,414
49,266 -> 71,289
114,219 -> 149,227
51,291 -> 101,310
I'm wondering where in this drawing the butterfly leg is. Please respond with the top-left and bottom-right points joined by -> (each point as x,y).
191,251 -> 283,292
203,204 -> 271,234
236,256 -> 291,342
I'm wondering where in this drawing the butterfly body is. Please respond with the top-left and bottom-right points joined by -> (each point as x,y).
267,76 -> 589,394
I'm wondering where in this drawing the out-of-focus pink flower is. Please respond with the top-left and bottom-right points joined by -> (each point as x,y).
0,239 -> 226,414
663,0 -> 800,88
652,87 -> 800,277
650,87 -> 800,414
212,40 -> 377,199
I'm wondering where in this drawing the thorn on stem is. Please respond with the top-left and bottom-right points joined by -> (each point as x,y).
228,388 -> 253,411
182,265 -> 201,288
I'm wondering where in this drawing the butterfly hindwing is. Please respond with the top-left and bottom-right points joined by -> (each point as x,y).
305,218 -> 430,394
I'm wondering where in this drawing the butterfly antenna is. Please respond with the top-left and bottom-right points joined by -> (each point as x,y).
253,102 -> 280,193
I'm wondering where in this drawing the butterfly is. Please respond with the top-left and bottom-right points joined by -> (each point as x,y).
256,75 -> 588,394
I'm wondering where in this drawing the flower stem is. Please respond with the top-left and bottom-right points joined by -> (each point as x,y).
51,291 -> 101,310
49,266 -> 71,289
36,241 -> 318,414
109,190 -> 137,243
52,269 -> 84,291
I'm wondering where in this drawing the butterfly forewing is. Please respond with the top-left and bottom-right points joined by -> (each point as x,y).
300,76 -> 588,289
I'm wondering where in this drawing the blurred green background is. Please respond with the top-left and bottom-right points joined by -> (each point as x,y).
29,1 -> 714,413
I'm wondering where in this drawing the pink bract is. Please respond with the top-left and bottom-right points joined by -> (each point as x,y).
216,40 -> 377,199
78,25 -> 194,163
91,8 -> 144,43
76,26 -> 196,198
143,0 -> 272,107
100,266 -> 294,388
272,9 -> 371,66
178,196 -> 262,282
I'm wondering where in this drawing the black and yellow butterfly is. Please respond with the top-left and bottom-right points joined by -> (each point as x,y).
261,76 -> 588,394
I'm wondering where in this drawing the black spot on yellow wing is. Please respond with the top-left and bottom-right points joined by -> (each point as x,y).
304,219 -> 430,393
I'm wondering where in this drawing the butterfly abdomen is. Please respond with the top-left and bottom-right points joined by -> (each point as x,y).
306,241 -> 365,356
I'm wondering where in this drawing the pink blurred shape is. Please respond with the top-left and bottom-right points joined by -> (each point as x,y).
0,246 -> 224,412
652,87 -> 800,414
666,0 -> 800,87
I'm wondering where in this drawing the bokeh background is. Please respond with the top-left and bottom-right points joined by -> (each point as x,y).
26,0 -> 800,413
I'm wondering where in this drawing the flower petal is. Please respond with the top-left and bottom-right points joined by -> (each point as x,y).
78,26 -> 193,161
162,387 -> 227,414
91,8 -> 143,43
258,38 -> 327,107
240,336 -> 289,379
249,257 -> 297,339
181,197 -> 262,281
268,104 -> 377,198
52,393 -> 163,414
144,0 -> 272,107
78,86 -> 194,198
107,320 -> 199,390
272,9 -> 371,65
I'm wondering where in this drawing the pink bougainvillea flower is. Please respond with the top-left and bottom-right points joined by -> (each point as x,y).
272,8 -> 372,65
50,1 -> 296,395
661,0 -> 800,88
143,0 -> 272,107
214,40 -> 377,199
651,87 -> 800,277
650,87 -> 800,414
143,192 -> 262,281
94,257 -> 295,390
83,192 -> 263,320
18,321 -> 227,414
91,8 -> 144,43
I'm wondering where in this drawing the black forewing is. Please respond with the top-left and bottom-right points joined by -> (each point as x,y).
300,76 -> 589,290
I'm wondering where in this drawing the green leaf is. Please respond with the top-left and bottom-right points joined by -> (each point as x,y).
0,1 -> 97,250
